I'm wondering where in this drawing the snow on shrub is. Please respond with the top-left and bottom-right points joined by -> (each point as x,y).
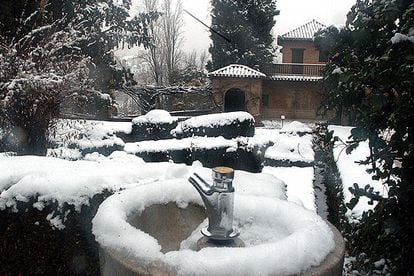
173,111 -> 255,139
280,121 -> 312,136
131,110 -> 178,141
264,134 -> 314,167
69,136 -> 125,156
124,135 -> 271,172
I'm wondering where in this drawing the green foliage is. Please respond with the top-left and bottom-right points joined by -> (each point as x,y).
316,0 -> 414,273
208,0 -> 279,70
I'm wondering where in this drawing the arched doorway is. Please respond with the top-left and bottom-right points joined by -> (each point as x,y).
224,88 -> 246,112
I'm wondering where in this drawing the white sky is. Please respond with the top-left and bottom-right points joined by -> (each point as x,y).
119,0 -> 356,58
181,0 -> 356,52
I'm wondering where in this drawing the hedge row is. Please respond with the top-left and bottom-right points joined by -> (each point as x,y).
0,191 -> 111,275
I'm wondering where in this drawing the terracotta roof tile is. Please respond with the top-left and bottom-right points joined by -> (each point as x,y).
279,19 -> 326,40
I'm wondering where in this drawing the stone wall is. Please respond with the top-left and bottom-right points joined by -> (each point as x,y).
211,77 -> 263,117
262,80 -> 324,120
210,77 -> 325,120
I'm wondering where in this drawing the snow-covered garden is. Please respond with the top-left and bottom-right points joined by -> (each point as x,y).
0,110 -> 386,274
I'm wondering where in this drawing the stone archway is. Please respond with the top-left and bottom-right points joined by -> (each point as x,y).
224,88 -> 246,112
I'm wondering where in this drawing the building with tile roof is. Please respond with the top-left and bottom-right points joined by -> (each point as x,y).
209,20 -> 328,120
279,19 -> 326,41
209,64 -> 266,79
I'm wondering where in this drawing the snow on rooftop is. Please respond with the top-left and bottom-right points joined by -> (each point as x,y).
269,75 -> 323,82
208,64 -> 266,78
279,19 -> 326,40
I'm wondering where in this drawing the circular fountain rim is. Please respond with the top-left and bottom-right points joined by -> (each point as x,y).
92,178 -> 337,276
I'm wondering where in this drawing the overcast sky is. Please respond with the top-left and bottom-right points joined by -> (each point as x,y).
181,0 -> 356,52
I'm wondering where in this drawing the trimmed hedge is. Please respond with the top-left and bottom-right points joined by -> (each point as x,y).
0,191 -> 111,275
263,158 -> 314,168
175,112 -> 255,139
130,121 -> 177,141
131,142 -> 269,173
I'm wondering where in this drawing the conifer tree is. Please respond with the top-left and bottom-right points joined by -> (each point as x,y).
208,0 -> 279,70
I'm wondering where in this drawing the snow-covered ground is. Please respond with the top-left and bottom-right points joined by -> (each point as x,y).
263,166 -> 316,212
0,118 -> 342,274
329,125 -> 388,220
2,119 -> 319,217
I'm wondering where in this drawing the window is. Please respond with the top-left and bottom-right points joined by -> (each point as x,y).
262,94 -> 269,108
319,50 -> 328,62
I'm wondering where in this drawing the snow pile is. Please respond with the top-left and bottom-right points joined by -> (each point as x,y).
328,125 -> 388,220
263,166 -> 315,211
280,121 -> 312,135
92,180 -> 334,276
264,134 -> 314,164
179,112 -> 254,129
132,109 -> 177,125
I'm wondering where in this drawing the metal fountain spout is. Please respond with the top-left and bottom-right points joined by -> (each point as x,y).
188,167 -> 240,243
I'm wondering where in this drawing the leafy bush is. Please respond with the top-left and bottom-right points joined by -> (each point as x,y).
316,0 -> 414,273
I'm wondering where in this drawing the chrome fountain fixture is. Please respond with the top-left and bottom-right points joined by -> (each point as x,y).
189,167 -> 241,244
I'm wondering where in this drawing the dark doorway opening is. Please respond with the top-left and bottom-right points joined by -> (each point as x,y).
292,48 -> 304,74
224,88 -> 246,112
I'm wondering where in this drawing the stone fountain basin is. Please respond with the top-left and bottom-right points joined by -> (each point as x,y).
92,179 -> 344,276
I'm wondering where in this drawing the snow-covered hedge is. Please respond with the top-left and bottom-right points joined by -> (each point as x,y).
68,137 -> 125,156
173,112 -> 255,139
124,136 -> 270,172
264,133 -> 314,167
280,121 -> 313,136
130,110 -> 178,141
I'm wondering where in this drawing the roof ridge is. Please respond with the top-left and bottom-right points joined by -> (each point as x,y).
279,19 -> 326,40
208,64 -> 266,78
